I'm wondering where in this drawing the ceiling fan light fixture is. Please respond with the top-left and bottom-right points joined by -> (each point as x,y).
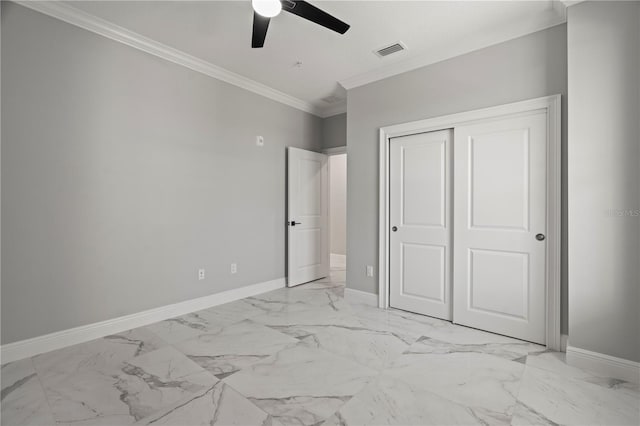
252,0 -> 282,18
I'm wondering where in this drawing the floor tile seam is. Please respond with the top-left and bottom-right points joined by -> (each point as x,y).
521,352 -> 624,386
518,361 -> 640,401
340,317 -> 419,346
294,342 -> 383,379
293,335 -> 407,374
131,380 -> 222,425
242,378 -> 377,426
43,358 -> 221,424
217,342 -> 382,397
397,347 -> 534,379
143,318 -> 244,347
348,317 -> 421,346
500,356 -> 530,424
171,338 -> 301,380
216,378 -> 275,422
261,322 -> 388,344
25,356 -> 57,424
130,378 -> 274,425
117,342 -> 223,384
381,350 -> 528,411
37,347 -> 217,400
233,338 -> 349,371
399,341 -> 542,367
250,324 -> 312,346
347,370 -> 505,422
142,325 -> 175,349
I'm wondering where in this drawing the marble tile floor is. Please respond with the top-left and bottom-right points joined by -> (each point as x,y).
2,267 -> 639,426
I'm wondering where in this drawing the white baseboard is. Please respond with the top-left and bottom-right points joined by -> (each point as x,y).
330,253 -> 346,268
344,288 -> 378,307
566,345 -> 640,384
1,278 -> 285,364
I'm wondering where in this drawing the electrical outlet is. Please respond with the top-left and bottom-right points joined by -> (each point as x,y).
198,268 -> 205,280
231,263 -> 237,274
366,265 -> 374,277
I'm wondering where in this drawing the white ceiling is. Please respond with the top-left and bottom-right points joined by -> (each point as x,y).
62,1 -> 567,116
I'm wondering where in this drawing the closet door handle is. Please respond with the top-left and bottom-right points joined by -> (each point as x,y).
392,226 -> 398,232
536,233 -> 545,241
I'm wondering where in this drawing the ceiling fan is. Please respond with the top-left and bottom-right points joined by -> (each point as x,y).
251,0 -> 350,48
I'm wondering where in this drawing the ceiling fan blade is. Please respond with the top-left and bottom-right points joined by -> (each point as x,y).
282,0 -> 350,34
252,12 -> 270,48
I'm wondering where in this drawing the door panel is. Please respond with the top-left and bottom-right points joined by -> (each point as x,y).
453,112 -> 547,344
468,249 -> 529,320
470,129 -> 530,230
390,129 -> 452,320
402,143 -> 447,227
288,148 -> 328,286
301,159 -> 322,215
401,243 -> 446,302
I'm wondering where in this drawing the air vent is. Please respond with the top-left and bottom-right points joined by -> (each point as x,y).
321,95 -> 344,104
374,42 -> 407,58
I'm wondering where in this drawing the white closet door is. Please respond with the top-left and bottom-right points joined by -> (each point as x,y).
453,112 -> 547,344
390,130 -> 452,320
287,147 -> 329,287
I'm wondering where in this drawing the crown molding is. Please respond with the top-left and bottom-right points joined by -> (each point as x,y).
15,1 -> 323,117
340,2 -> 567,90
319,101 -> 347,118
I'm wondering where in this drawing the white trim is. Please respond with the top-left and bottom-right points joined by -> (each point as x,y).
14,1 -> 324,117
566,345 -> 640,384
340,6 -> 566,90
0,278 -> 285,364
378,95 -> 562,350
378,126 -> 390,310
545,95 -> 563,351
320,102 -> 347,118
323,146 -> 347,156
344,288 -> 378,307
561,1 -> 585,7
330,253 -> 346,268
561,334 -> 569,352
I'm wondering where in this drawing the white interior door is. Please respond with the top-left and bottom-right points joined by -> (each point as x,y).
287,147 -> 329,287
389,130 -> 452,320
453,112 -> 548,344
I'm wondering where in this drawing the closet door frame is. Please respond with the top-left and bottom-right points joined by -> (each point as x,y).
377,95 -> 562,350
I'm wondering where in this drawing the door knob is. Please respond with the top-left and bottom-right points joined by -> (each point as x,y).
290,221 -> 302,226
392,226 -> 398,232
536,233 -> 545,241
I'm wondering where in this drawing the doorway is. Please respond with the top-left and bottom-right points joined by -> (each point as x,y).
285,146 -> 346,287
328,152 -> 347,270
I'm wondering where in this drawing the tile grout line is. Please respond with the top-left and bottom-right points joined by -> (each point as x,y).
28,356 -> 57,424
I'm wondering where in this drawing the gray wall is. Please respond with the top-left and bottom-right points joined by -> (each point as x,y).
567,2 -> 640,362
347,25 -> 569,333
329,154 -> 347,256
323,113 -> 347,149
1,3 -> 323,344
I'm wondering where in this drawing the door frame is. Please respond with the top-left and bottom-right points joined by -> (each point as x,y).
378,95 -> 562,350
